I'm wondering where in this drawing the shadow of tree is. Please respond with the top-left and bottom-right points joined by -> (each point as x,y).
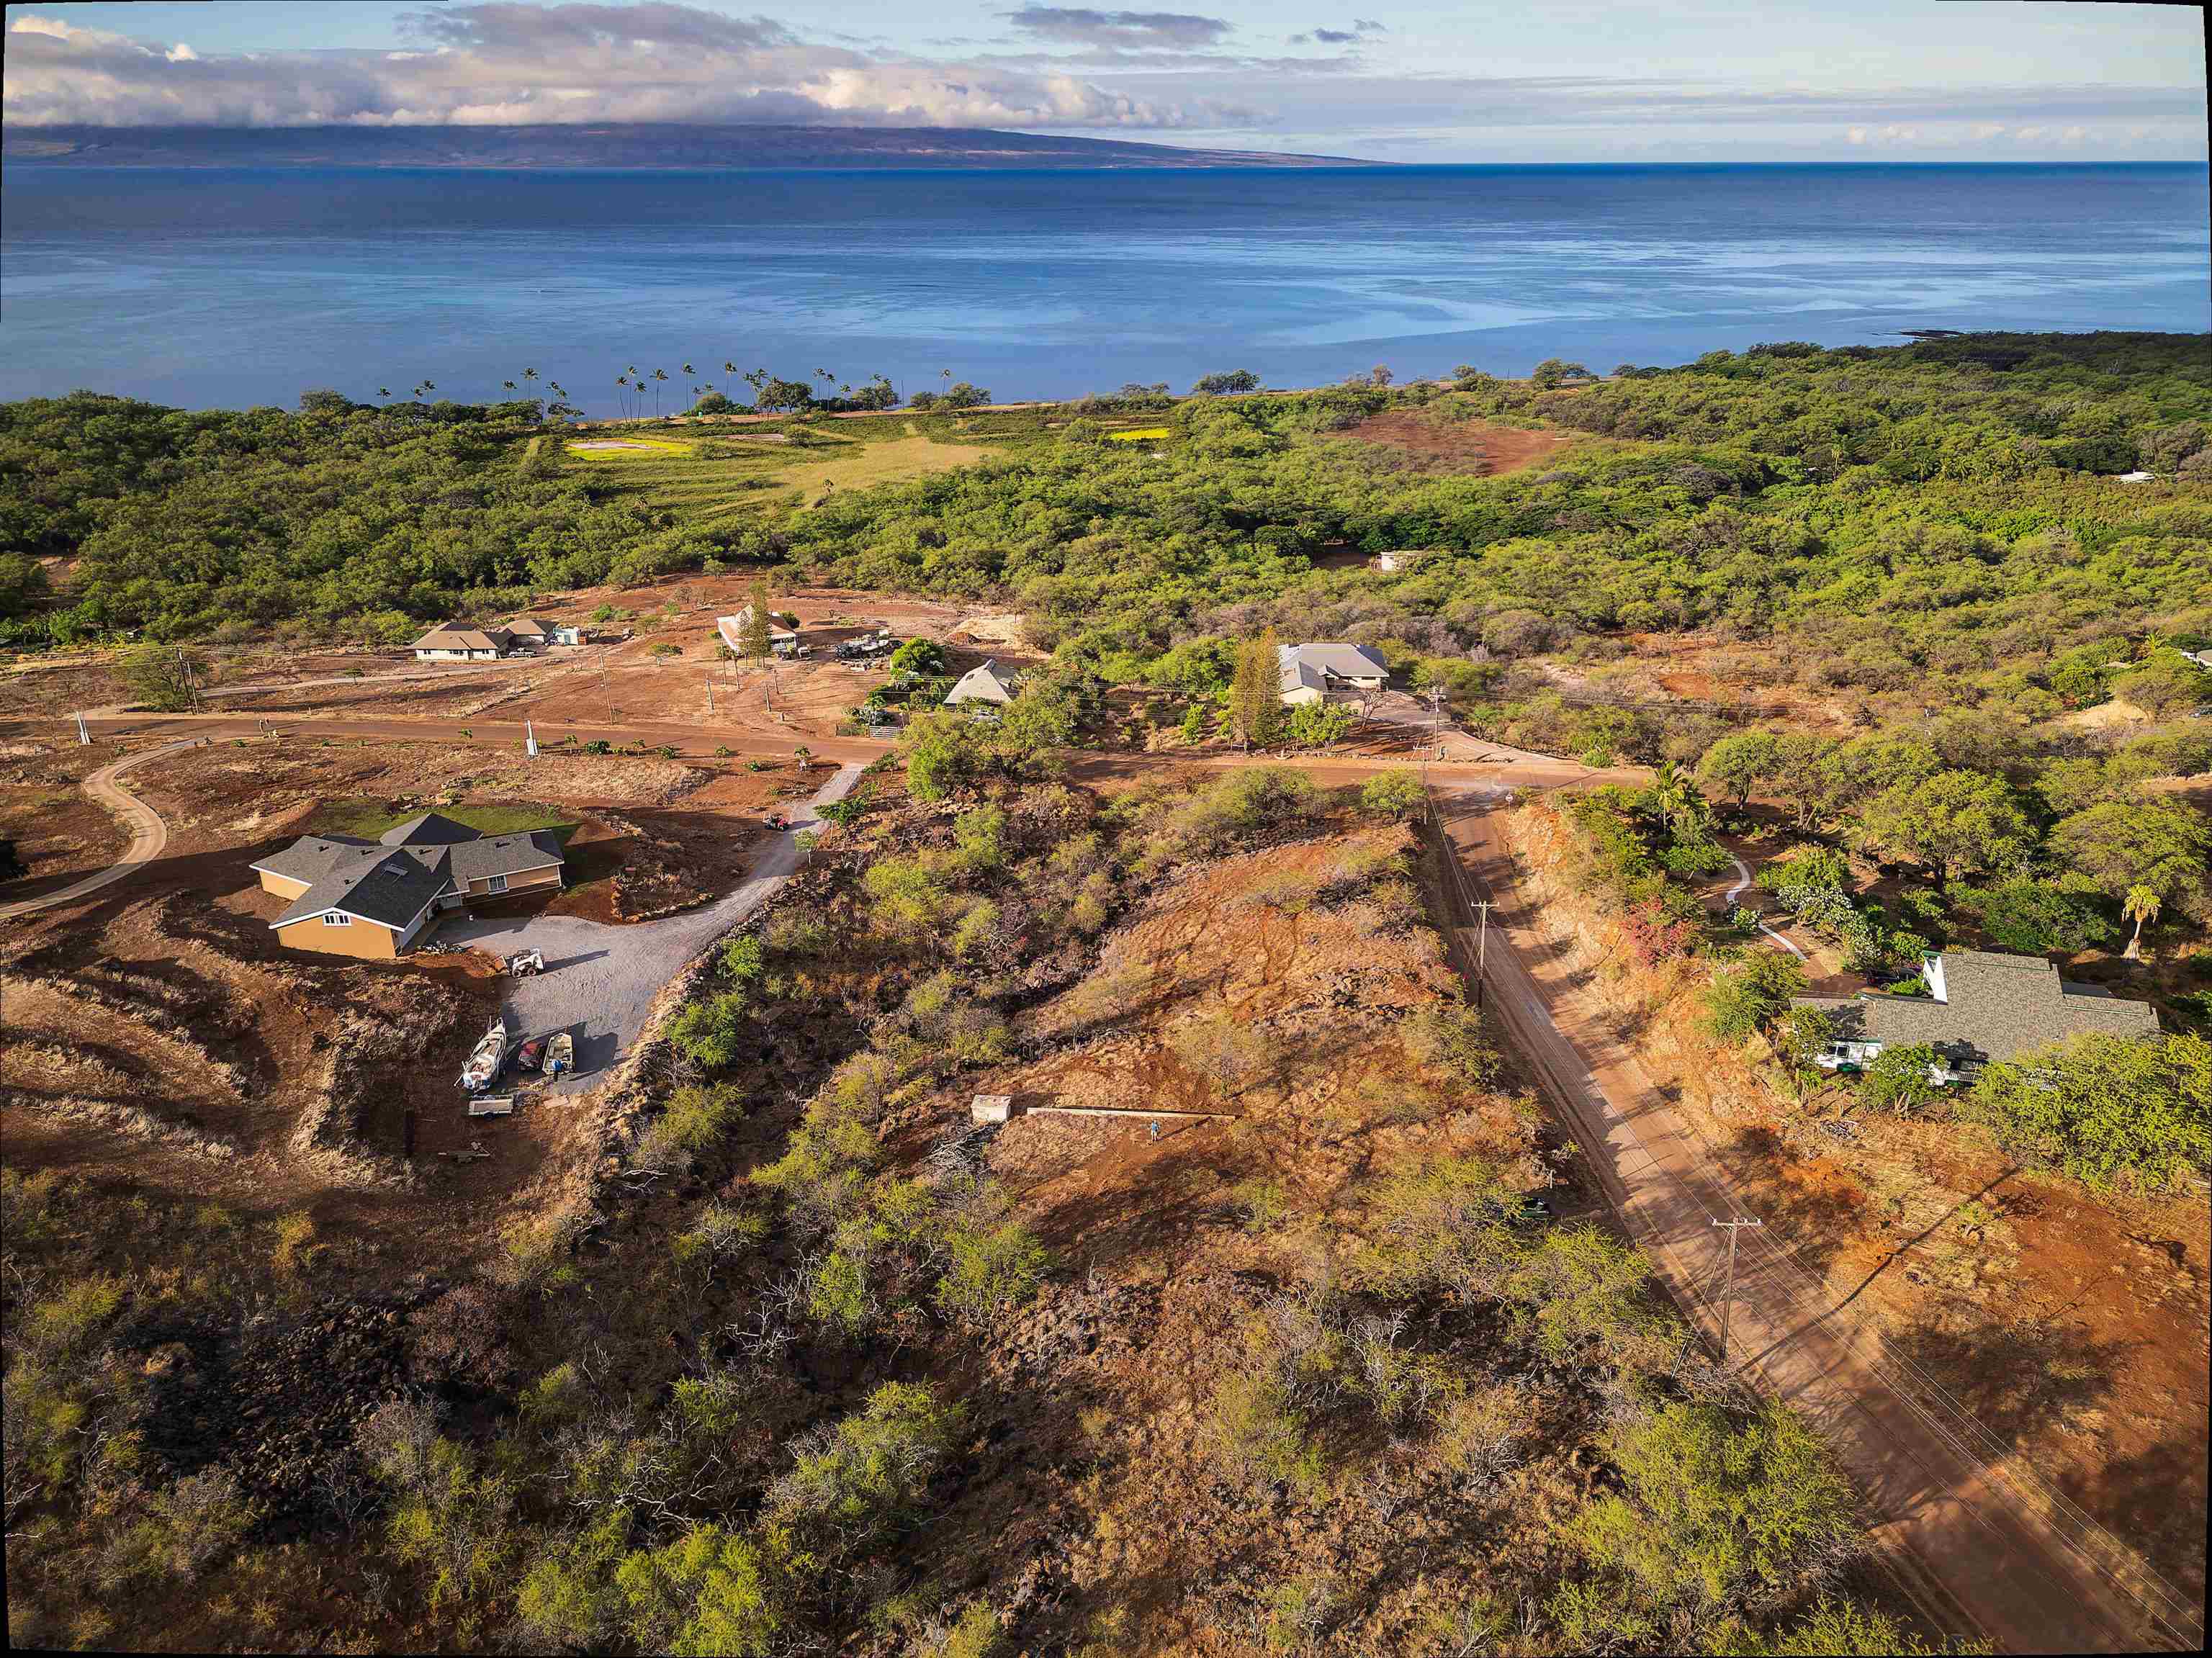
2049,1420 -> 2210,1616
1884,1311 -> 2125,1452
1722,1122 -> 1869,1281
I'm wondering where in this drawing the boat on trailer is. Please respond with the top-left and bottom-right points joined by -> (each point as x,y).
459,1018 -> 508,1092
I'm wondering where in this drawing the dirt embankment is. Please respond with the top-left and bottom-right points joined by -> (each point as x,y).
1346,410 -> 1579,477
851,819 -> 1587,1652
1501,798 -> 2211,1608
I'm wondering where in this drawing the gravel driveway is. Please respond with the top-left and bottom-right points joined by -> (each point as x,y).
436,762 -> 863,1093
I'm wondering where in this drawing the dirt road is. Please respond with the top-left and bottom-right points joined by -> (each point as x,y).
1431,794 -> 2200,1654
0,735 -> 206,921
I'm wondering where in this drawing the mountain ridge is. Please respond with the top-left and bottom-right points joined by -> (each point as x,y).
0,123 -> 1371,169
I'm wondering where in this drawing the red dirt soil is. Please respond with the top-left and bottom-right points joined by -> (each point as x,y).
1347,411 -> 1578,477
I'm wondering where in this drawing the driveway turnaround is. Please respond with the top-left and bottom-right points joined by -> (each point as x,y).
437,762 -> 863,1092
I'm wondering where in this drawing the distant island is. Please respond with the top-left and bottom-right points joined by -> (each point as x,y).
0,123 -> 1369,170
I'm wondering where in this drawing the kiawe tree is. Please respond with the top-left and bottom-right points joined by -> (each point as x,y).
1858,769 -> 2032,886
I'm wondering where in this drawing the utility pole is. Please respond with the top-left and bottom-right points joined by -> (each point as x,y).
1710,1215 -> 1764,1364
1470,897 -> 1493,1009
75,711 -> 90,746
525,718 -> 538,758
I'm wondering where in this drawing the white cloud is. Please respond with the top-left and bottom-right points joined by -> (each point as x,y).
2,2 -> 1212,129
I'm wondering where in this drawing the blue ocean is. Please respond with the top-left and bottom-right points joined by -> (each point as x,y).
2,163 -> 2206,413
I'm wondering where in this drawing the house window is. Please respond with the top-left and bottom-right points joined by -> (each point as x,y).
323,913 -> 352,927
485,874 -> 508,895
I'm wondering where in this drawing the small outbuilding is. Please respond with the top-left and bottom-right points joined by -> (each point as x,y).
502,617 -> 559,646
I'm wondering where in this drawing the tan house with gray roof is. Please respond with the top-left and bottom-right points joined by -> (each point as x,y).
251,811 -> 565,958
410,623 -> 512,661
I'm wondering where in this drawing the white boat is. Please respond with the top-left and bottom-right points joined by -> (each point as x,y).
459,1018 -> 508,1093
543,1030 -> 574,1078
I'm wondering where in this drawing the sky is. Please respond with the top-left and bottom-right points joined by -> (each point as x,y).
4,0 -> 2206,162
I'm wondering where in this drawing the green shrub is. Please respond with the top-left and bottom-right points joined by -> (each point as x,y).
1403,1002 -> 1501,1086
1858,1042 -> 1945,1115
935,1221 -> 1048,1328
1359,769 -> 1426,820
1209,1369 -> 1328,1501
1571,1398 -> 1859,1620
1960,1032 -> 2210,1189
1699,952 -> 1807,1042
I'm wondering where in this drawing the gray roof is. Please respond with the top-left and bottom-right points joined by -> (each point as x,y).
270,843 -> 451,931
446,830 -> 565,886
250,834 -> 374,887
379,811 -> 480,847
410,623 -> 511,652
945,659 -> 1015,706
1799,950 -> 2160,1065
1277,642 -> 1388,695
262,818 -> 562,931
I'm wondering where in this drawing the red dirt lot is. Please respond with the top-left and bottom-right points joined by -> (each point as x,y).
0,735 -> 131,902
1347,410 -> 1579,477
0,731 -> 806,1287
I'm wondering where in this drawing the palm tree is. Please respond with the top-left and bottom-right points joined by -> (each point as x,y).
723,360 -> 738,376
652,368 -> 668,418
1645,761 -> 1699,834
523,367 -> 538,383
2123,885 -> 2161,959
682,362 -> 696,377
377,387 -> 392,400
503,379 -> 516,392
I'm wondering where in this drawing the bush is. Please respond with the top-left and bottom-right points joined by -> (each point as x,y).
1571,1398 -> 1859,1620
1359,769 -> 1425,820
1858,1042 -> 1945,1115
1156,767 -> 1318,858
1210,1369 -> 1327,1500
769,1381 -> 963,1542
668,989 -> 754,1070
1403,1003 -> 1501,1086
1955,878 -> 2119,955
1960,1032 -> 2210,1190
935,1221 -> 1048,1328
1699,952 -> 1807,1042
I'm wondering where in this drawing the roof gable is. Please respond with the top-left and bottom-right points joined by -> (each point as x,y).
379,811 -> 481,847
946,659 -> 1015,704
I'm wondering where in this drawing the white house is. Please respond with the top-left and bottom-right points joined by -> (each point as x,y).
410,624 -> 512,662
1372,549 -> 1432,574
1797,949 -> 2161,1082
945,659 -> 1016,711
1277,643 -> 1388,706
717,605 -> 799,658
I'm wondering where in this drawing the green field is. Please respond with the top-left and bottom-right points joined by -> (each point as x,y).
559,418 -> 995,523
307,799 -> 575,841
